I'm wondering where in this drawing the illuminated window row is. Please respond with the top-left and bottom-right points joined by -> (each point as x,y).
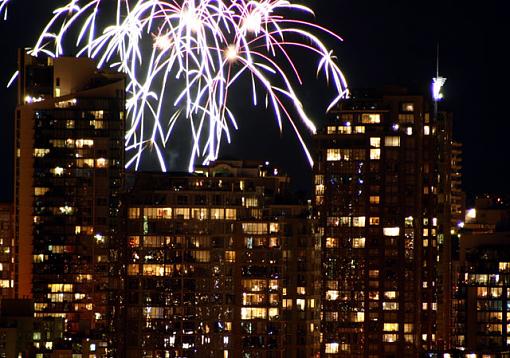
242,222 -> 279,234
129,207 -> 237,220
327,216 -> 366,227
240,307 -> 279,320
325,237 -> 365,249
327,125 -> 366,135
326,148 -> 366,161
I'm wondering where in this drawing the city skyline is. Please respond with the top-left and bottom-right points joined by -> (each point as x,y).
0,1 -> 507,202
1,24 -> 509,355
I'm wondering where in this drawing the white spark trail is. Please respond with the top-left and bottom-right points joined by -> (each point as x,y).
7,0 -> 349,171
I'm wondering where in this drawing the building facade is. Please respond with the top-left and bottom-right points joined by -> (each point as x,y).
0,203 -> 14,299
120,160 -> 321,357
452,233 -> 510,356
314,88 -> 453,357
14,52 -> 124,355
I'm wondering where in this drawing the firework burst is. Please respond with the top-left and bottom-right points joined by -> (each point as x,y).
0,0 -> 10,19
11,0 -> 349,171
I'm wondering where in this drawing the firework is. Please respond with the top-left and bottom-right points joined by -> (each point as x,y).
20,0 -> 349,171
0,0 -> 10,19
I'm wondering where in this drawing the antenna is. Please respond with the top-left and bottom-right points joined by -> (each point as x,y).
432,42 -> 446,102
436,42 -> 440,78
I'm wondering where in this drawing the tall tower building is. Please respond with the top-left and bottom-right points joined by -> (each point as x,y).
0,203 -> 14,299
450,142 -> 465,228
14,52 -> 125,355
120,160 -> 321,358
314,88 -> 453,357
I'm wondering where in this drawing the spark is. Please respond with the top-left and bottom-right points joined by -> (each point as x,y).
6,70 -> 18,88
13,0 -> 349,171
0,0 -> 9,20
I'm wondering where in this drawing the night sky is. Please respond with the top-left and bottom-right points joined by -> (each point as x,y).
0,0 -> 507,203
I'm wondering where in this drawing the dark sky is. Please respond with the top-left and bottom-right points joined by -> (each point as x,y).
0,0 -> 507,202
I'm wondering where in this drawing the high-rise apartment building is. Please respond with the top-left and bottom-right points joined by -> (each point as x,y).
0,203 -> 14,299
452,232 -> 510,354
450,142 -> 465,228
120,160 -> 321,357
14,52 -> 124,355
313,88 -> 453,357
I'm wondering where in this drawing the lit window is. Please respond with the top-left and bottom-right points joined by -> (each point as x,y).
354,126 -> 365,133
191,251 -> 210,262
296,299 -> 305,311
476,287 -> 488,297
325,343 -> 339,354
338,126 -> 352,134
353,216 -> 366,227
75,139 -> 94,148
128,208 -> 140,219
325,237 -> 338,248
406,127 -> 413,135
327,148 -> 341,161
369,270 -> 379,278
370,196 -> 380,204
370,137 -> 381,148
211,208 -> 225,220
34,187 -> 50,196
34,148 -> 50,157
59,206 -> 74,215
127,265 -> 139,275
143,264 -> 166,276
383,334 -> 397,342
405,216 -> 414,227
225,251 -> 235,262
424,126 -> 430,135
327,126 -> 337,134
96,158 -> 107,168
369,217 -> 380,226
383,323 -> 399,332
191,208 -> 208,220
326,290 -> 339,300
89,120 -> 104,129
174,208 -> 190,219
383,302 -> 399,310
401,103 -> 414,112
490,287 -> 502,298
241,307 -> 267,320
384,136 -> 400,147
352,312 -> 364,322
128,236 -> 140,247
244,197 -> 258,208
242,222 -> 267,234
242,279 -> 267,292
370,149 -> 381,160
225,209 -> 237,220
499,262 -> 510,272
282,299 -> 293,309
383,227 -> 400,236
51,167 -> 64,176
384,291 -> 397,299
352,237 -> 365,248
362,113 -> 381,124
